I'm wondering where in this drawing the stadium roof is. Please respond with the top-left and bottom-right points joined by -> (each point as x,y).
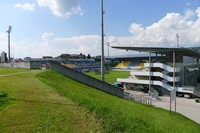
112,46 -> 200,58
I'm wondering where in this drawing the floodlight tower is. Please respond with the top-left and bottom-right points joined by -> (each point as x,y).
7,25 -> 12,62
176,33 -> 180,48
100,0 -> 105,81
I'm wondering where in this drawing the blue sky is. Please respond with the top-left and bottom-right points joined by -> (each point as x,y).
0,0 -> 200,58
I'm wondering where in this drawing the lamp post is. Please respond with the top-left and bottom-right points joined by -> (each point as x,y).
100,0 -> 105,81
7,26 -> 12,62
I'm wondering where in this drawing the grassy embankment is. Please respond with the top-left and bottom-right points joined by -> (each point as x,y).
86,70 -> 130,83
0,68 -> 102,132
0,68 -> 31,112
0,68 -> 30,75
1,68 -> 200,132
37,70 -> 200,132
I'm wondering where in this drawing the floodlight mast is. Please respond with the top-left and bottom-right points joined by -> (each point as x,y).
100,0 -> 105,82
176,33 -> 180,48
7,26 -> 12,62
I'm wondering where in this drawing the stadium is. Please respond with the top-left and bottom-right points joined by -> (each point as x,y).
112,46 -> 200,98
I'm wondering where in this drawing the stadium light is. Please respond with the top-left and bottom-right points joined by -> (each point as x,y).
176,33 -> 180,48
7,25 -> 12,62
100,0 -> 105,81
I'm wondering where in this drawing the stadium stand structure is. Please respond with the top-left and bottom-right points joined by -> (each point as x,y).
115,61 -> 131,69
112,46 -> 200,98
61,59 -> 101,72
114,61 -> 144,70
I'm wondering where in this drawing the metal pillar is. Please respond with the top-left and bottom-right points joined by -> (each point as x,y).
8,32 -> 10,62
100,0 -> 105,81
107,42 -> 110,70
149,52 -> 152,94
173,52 -> 176,112
7,26 -> 12,63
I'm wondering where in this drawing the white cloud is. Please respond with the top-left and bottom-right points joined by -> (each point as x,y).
14,3 -> 35,11
129,23 -> 144,35
125,7 -> 200,48
196,7 -> 200,18
184,9 -> 195,20
42,32 -> 54,42
37,0 -> 82,17
2,6 -> 200,58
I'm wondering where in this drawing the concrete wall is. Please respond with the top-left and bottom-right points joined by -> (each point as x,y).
49,61 -> 124,98
0,62 -> 31,69
0,63 -> 11,68
13,62 -> 30,69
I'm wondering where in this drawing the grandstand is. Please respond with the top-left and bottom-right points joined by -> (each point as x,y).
115,61 -> 131,69
112,46 -> 200,98
114,60 -> 145,70
61,59 -> 101,72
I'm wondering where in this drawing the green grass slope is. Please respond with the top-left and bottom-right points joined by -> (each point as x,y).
37,70 -> 200,133
87,70 -> 130,83
0,69 -> 102,132
0,68 -> 30,75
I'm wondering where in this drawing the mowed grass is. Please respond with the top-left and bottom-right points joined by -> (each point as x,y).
0,68 -> 30,75
86,70 -> 130,83
0,68 -> 102,132
37,70 -> 200,133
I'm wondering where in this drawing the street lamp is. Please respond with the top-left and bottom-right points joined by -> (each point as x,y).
7,25 -> 12,62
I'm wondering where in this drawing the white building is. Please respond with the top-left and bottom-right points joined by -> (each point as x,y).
1,51 -> 7,63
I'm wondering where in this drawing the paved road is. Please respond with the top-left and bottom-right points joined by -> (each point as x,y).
153,96 -> 200,124
125,90 -> 200,124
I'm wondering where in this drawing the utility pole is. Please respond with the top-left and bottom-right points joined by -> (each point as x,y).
101,0 -> 105,81
7,26 -> 12,62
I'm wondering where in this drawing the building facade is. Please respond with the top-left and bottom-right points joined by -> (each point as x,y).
1,51 -> 7,63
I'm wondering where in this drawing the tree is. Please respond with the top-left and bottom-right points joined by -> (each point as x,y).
87,54 -> 91,59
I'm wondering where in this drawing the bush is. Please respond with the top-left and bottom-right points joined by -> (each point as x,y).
195,98 -> 200,103
0,92 -> 8,98
0,92 -> 9,111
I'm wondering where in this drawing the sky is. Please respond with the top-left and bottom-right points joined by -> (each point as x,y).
0,0 -> 200,58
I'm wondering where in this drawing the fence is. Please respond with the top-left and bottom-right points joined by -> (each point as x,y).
194,84 -> 200,97
124,92 -> 152,105
49,61 -> 124,98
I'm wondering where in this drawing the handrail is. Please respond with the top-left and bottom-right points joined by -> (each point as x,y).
144,63 -> 180,72
130,71 -> 180,82
117,78 -> 173,91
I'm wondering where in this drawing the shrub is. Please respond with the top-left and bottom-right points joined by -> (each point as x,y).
0,92 -> 8,98
195,98 -> 200,103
